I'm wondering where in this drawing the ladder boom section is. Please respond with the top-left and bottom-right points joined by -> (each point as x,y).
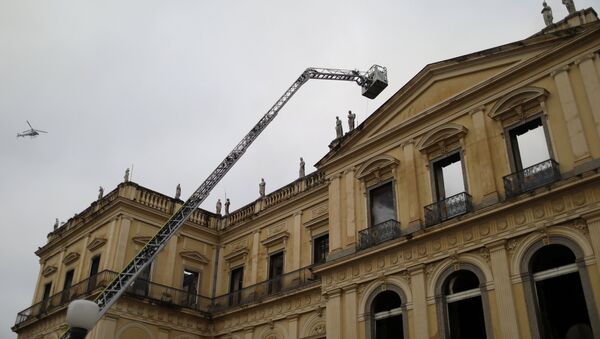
65,65 -> 387,338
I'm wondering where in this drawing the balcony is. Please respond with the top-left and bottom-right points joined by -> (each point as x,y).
503,159 -> 560,198
211,266 -> 318,313
357,219 -> 402,251
13,270 -> 211,330
424,192 -> 473,226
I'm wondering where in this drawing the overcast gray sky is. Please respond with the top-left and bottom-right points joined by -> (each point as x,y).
1,1 -> 595,337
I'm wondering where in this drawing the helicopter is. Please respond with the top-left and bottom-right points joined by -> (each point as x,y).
17,120 -> 47,138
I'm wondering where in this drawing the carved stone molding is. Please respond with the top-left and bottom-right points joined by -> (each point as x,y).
87,237 -> 107,251
132,236 -> 152,246
62,252 -> 80,265
488,86 -> 548,123
179,250 -> 209,264
261,232 -> 290,248
355,154 -> 399,180
416,123 -> 468,156
42,265 -> 57,277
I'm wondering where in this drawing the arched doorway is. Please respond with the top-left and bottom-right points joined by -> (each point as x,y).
371,290 -> 404,339
529,244 -> 594,339
441,269 -> 487,339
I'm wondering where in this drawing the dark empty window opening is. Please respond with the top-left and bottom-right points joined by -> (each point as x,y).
313,234 -> 329,265
61,269 -> 75,303
372,291 -> 404,339
42,282 -> 52,301
131,264 -> 151,297
268,252 -> 284,294
183,269 -> 200,306
87,255 -> 101,292
509,117 -> 550,170
530,244 -> 593,339
229,266 -> 244,306
443,270 -> 487,339
369,182 -> 396,226
433,152 -> 465,201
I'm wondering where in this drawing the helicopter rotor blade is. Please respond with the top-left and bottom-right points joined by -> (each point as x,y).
35,129 -> 48,133
26,120 -> 33,129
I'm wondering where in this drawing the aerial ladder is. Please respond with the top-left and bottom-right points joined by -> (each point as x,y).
62,65 -> 388,338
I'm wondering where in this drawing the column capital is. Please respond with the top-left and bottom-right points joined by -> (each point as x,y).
550,64 -> 571,77
575,53 -> 597,65
407,264 -> 425,275
325,288 -> 343,298
342,283 -> 358,293
469,105 -> 487,115
486,240 -> 508,252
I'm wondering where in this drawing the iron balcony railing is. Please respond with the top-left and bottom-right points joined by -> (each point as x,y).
424,192 -> 473,226
13,270 -> 211,329
211,266 -> 318,313
503,159 -> 560,198
357,219 -> 402,251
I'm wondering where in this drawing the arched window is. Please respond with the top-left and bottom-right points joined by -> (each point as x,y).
371,291 -> 404,339
529,244 -> 594,339
441,270 -> 488,339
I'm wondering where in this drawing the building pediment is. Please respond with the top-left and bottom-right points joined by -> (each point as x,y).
62,252 -> 80,265
417,123 -> 468,155
42,266 -> 57,277
179,250 -> 209,264
261,231 -> 290,248
488,86 -> 548,122
355,155 -> 399,180
87,237 -> 107,251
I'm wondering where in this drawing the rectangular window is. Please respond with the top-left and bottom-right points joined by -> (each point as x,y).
183,269 -> 200,306
313,234 -> 329,265
130,265 -> 151,297
87,256 -> 101,292
229,267 -> 244,306
369,182 -> 396,226
432,152 -> 466,201
268,252 -> 284,294
61,270 -> 74,303
42,282 -> 52,301
508,117 -> 550,170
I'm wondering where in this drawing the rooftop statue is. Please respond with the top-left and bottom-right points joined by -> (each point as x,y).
175,184 -> 181,200
124,168 -> 130,182
542,2 -> 554,26
335,116 -> 343,138
347,110 -> 356,131
216,198 -> 222,214
259,178 -> 266,197
98,186 -> 104,200
225,198 -> 230,215
562,0 -> 576,14
53,218 -> 59,230
299,157 -> 305,178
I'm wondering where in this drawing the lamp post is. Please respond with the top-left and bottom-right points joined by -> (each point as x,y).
66,300 -> 100,339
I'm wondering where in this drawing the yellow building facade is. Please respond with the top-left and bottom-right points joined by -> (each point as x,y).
13,7 -> 600,339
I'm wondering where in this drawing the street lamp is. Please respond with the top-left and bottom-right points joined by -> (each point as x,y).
66,300 -> 99,339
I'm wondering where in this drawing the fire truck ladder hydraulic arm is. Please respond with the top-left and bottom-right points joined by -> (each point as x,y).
62,65 -> 387,338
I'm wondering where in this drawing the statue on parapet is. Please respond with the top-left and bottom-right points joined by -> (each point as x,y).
542,2 -> 554,26
175,184 -> 181,200
299,157 -> 305,178
216,199 -> 222,214
335,116 -> 343,138
259,178 -> 266,197
225,198 -> 230,215
347,110 -> 356,131
98,186 -> 104,200
562,0 -> 576,14
53,218 -> 59,230
124,168 -> 130,182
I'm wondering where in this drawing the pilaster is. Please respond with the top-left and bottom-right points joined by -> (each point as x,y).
88,314 -> 117,339
402,140 -> 422,228
292,212 -> 302,270
583,212 -> 600,277
487,241 -> 520,339
157,327 -> 170,339
328,174 -> 343,253
551,65 -> 591,163
343,284 -> 358,339
288,315 -> 299,339
113,216 -> 132,269
250,231 -> 260,285
470,107 -> 499,206
244,326 -> 254,339
409,265 -> 429,339
325,288 -> 343,339
345,169 -> 357,246
576,53 -> 600,139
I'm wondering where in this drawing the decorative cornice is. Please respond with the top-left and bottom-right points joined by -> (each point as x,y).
304,214 -> 328,230
223,248 -> 248,263
488,86 -> 548,121
42,265 -> 57,277
550,64 -> 571,77
416,123 -> 468,154
355,154 -> 400,179
179,250 -> 209,264
132,236 -> 152,246
87,238 -> 107,252
261,231 -> 290,248
62,252 -> 80,265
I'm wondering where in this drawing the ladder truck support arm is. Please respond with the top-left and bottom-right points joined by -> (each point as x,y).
61,64 -> 387,339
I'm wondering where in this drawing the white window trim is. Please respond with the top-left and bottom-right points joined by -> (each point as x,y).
445,288 -> 481,303
532,263 -> 578,282
373,307 -> 403,320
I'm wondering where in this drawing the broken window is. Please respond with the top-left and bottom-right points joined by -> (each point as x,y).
313,234 -> 329,265
87,255 -> 100,292
61,270 -> 74,303
268,252 -> 284,294
371,291 -> 403,339
130,264 -> 151,297
432,152 -> 466,201
40,282 -> 52,312
369,182 -> 396,226
443,270 -> 487,339
182,269 -> 200,306
229,266 -> 244,306
530,244 -> 594,339
508,117 -> 550,170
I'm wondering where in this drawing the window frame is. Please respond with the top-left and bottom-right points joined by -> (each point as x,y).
366,179 -> 398,227
504,114 -> 554,173
364,284 -> 410,339
312,233 -> 329,265
428,150 -> 468,202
